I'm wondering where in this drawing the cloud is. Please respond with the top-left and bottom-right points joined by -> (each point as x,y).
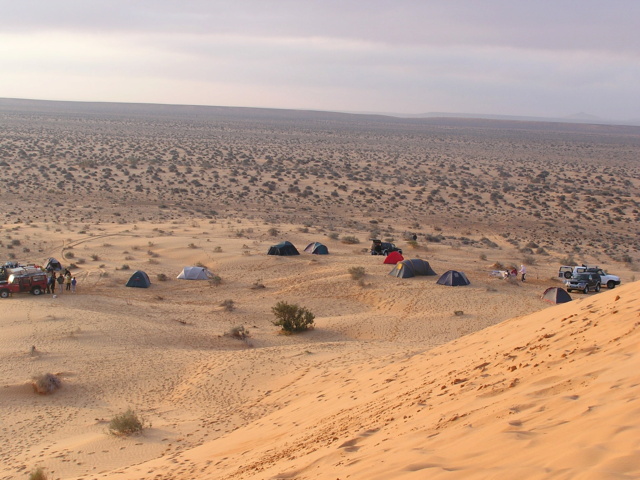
1,1 -> 639,119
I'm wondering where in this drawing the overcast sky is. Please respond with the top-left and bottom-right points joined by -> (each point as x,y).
1,1 -> 639,120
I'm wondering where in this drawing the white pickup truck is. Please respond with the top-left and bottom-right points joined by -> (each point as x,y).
559,265 -> 621,289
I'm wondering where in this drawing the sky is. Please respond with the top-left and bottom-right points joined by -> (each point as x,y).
1,1 -> 639,121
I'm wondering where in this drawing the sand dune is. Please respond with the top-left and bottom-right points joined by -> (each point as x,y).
105,282 -> 640,480
0,219 -> 637,480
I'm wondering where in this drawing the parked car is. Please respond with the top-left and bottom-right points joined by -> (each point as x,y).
370,239 -> 402,256
565,272 -> 601,294
558,265 -> 621,289
0,271 -> 48,298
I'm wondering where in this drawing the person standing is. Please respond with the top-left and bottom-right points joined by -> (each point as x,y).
519,264 -> 527,282
65,272 -> 72,291
57,273 -> 65,293
71,277 -> 77,293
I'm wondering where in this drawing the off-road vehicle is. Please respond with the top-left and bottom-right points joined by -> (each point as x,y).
0,268 -> 48,298
370,239 -> 402,256
565,272 -> 601,294
559,265 -> 620,289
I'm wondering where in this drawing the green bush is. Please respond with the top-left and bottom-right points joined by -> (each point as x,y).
271,301 -> 315,333
108,408 -> 145,436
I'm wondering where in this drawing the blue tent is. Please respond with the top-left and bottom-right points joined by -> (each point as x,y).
126,270 -> 151,288
304,242 -> 329,255
436,270 -> 470,286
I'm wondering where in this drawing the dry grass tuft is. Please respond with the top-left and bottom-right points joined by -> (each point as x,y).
108,408 -> 146,436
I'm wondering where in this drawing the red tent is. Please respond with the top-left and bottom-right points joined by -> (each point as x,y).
383,251 -> 404,264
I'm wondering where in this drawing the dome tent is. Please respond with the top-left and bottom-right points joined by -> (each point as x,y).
267,241 -> 300,256
436,270 -> 470,286
304,242 -> 329,255
383,251 -> 404,264
126,270 -> 151,288
177,266 -> 215,280
541,287 -> 572,304
388,259 -> 436,278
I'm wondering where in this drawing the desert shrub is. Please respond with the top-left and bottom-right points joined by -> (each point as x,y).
64,251 -> 75,259
522,255 -> 536,265
479,253 -> 487,261
251,280 -> 265,289
341,235 -> 360,244
28,467 -> 48,480
31,373 -> 61,394
491,261 -> 505,270
120,264 -> 130,271
407,240 -> 418,249
425,233 -> 443,243
213,246 -> 223,253
220,299 -> 235,311
559,255 -> 576,265
348,266 -> 366,280
188,243 -> 197,249
227,325 -> 248,339
108,408 -> 145,436
156,273 -> 168,282
327,232 -> 339,240
268,227 -> 279,237
209,275 -> 222,287
271,301 -> 315,333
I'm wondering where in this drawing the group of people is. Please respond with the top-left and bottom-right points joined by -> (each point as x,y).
46,269 -> 77,294
501,264 -> 526,281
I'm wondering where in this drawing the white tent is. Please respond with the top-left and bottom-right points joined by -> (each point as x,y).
177,266 -> 214,280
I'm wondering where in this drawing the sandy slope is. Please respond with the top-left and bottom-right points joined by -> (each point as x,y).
0,220 -> 637,480
108,282 -> 640,480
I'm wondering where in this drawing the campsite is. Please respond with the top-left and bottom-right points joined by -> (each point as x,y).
0,100 -> 638,479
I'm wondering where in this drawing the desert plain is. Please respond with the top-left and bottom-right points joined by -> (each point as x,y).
0,98 -> 639,479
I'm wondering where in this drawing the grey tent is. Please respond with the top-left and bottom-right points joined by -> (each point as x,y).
389,259 -> 437,278
267,241 -> 300,256
177,266 -> 214,280
541,287 -> 572,304
126,270 -> 151,288
44,257 -> 63,272
436,270 -> 470,286
304,242 -> 329,255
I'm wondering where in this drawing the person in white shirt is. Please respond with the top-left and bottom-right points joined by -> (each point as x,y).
519,264 -> 526,282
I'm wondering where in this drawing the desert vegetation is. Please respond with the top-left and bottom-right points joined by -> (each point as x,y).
271,301 -> 315,333
31,373 -> 61,394
0,99 -> 637,264
108,408 -> 146,436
